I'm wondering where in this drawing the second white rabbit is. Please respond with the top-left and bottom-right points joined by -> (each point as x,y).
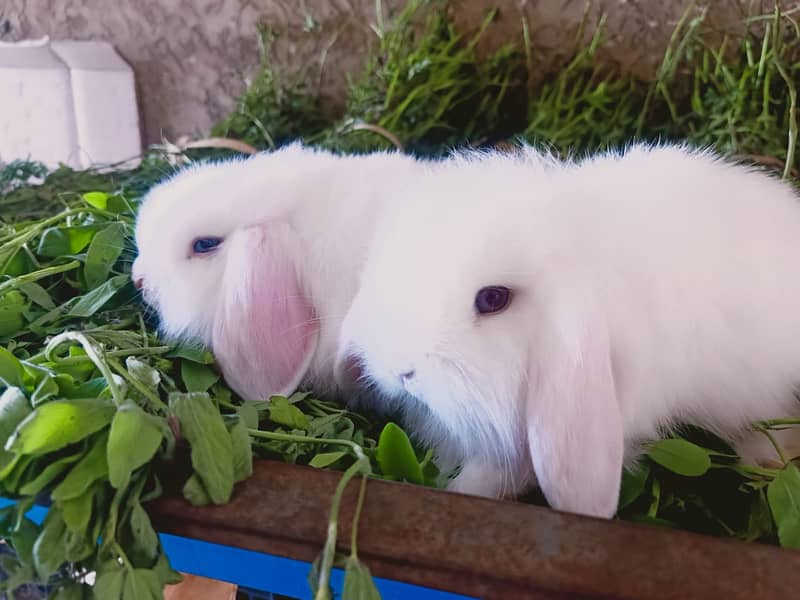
335,144 -> 800,518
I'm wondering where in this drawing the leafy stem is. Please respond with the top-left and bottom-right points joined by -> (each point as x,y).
246,428 -> 371,599
753,424 -> 789,466
350,474 -> 369,557
246,429 -> 368,463
45,332 -> 125,407
28,345 -> 171,365
106,356 -> 169,413
0,260 -> 81,295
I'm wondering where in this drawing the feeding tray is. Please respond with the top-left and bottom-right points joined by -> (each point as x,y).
150,459 -> 800,599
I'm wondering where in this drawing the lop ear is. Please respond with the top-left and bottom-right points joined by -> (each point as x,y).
212,223 -> 318,400
526,286 -> 623,519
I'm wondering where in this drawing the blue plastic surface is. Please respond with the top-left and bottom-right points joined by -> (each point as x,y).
0,498 -> 475,600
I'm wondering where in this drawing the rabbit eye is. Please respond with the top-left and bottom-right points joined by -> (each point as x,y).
475,286 -> 511,315
192,237 -> 223,254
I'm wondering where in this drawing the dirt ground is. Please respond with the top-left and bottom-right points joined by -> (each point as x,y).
0,1 -> 788,145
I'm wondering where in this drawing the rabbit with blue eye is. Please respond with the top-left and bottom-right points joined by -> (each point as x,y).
132,143 -> 423,402
335,144 -> 800,518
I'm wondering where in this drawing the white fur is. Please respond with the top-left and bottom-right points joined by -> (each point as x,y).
132,143 -> 423,398
336,143 -> 800,517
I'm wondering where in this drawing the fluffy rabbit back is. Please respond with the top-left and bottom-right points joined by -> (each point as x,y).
570,146 -> 800,446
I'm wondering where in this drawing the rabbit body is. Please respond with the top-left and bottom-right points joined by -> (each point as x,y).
336,144 -> 800,517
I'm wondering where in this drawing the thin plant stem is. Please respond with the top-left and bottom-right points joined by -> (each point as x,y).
0,260 -> 80,295
350,474 -> 369,557
754,425 -> 789,466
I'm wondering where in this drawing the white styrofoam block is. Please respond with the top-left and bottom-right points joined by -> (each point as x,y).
0,37 -> 79,168
50,41 -> 141,168
0,37 -> 142,169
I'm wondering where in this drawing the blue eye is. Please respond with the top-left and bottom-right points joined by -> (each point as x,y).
192,237 -> 223,254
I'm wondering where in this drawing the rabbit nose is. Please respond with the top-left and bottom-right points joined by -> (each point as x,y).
133,277 -> 144,290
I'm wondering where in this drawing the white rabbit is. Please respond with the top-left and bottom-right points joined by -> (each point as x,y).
132,143 -> 423,401
335,143 -> 800,519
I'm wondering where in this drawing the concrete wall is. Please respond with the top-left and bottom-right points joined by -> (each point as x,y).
0,1 -> 783,146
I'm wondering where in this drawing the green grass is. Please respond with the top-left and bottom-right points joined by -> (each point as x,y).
211,1 -> 799,173
2,1 -> 800,599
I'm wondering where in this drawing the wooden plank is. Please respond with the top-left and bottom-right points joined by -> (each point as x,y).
164,574 -> 237,600
150,460 -> 800,600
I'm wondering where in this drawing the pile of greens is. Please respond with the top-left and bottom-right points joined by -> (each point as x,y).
0,167 -> 439,599
2,1 -> 800,599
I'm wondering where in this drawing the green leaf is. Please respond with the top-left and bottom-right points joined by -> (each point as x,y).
37,225 -> 99,256
94,560 -> 126,600
0,291 -> 26,337
64,526 -> 93,562
17,281 -> 55,309
618,462 -> 650,510
67,274 -> 129,317
6,397 -> 115,455
170,392 -> 234,504
0,244 -> 21,276
268,395 -> 310,430
66,377 -> 108,399
153,552 -> 183,585
646,438 -> 711,476
31,372 -> 59,406
11,517 -> 40,567
182,473 -> 212,506
166,342 -> 214,364
237,401 -> 260,429
376,422 -> 423,484
125,357 -> 161,390
767,463 -> 800,549
0,348 -> 25,387
130,499 -> 160,562
61,484 -> 95,533
51,582 -> 90,600
33,508 -> 67,578
343,555 -> 381,600
123,568 -> 162,600
229,418 -> 253,482
0,386 -> 31,472
51,431 -> 109,501
84,223 -> 125,289
746,490 -> 775,542
18,451 -> 82,495
83,191 -> 109,210
107,401 -> 163,490
180,361 -> 220,393
309,451 -> 348,469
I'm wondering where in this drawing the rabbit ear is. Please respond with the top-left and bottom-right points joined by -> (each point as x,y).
526,289 -> 623,519
212,223 -> 318,400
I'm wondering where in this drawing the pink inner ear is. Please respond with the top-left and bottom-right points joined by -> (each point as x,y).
212,223 -> 318,400
526,294 -> 624,519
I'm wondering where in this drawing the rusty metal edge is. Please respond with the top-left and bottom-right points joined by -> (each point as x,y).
150,459 -> 800,600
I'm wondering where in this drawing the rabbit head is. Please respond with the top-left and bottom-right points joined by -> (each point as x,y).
336,150 -> 623,515
133,144 -> 420,401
